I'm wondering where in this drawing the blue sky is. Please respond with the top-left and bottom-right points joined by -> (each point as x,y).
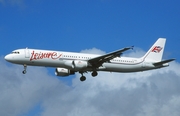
1,0 -> 180,116
1,0 -> 180,57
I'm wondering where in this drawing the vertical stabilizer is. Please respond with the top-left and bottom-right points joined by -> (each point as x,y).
142,38 -> 166,62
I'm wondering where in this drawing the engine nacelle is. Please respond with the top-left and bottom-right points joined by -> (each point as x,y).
55,68 -> 75,76
72,60 -> 88,69
64,60 -> 88,70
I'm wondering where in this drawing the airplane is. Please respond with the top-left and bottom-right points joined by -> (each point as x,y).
4,38 -> 175,81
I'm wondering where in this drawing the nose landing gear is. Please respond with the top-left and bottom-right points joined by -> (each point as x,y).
22,64 -> 27,74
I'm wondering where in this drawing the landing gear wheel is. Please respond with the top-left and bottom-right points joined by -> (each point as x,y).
22,70 -> 26,74
92,71 -> 98,77
22,64 -> 27,74
80,76 -> 86,81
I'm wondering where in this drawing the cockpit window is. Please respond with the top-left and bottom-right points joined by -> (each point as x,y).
11,51 -> 20,54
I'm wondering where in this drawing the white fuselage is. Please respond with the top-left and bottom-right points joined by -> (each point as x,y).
4,38 -> 174,81
4,48 -> 167,73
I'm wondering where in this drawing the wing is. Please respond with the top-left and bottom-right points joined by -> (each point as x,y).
88,46 -> 133,68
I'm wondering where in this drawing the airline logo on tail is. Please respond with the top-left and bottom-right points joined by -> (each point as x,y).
151,46 -> 162,53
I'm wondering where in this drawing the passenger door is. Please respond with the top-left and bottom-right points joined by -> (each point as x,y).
24,48 -> 30,58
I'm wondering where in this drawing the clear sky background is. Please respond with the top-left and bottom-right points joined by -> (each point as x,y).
0,0 -> 180,116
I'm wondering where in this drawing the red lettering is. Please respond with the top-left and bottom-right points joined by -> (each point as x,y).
30,51 -> 34,61
30,51 -> 62,61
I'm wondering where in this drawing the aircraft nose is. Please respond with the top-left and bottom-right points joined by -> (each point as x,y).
4,54 -> 12,61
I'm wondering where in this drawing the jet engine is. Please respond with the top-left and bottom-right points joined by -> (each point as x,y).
55,68 -> 75,76
72,60 -> 88,69
64,60 -> 88,70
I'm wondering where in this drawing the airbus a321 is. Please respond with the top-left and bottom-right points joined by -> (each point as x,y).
5,38 -> 175,81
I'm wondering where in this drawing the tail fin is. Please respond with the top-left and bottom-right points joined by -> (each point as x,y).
142,38 -> 166,62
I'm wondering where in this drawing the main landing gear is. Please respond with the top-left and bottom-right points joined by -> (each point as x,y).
80,72 -> 86,81
80,75 -> 86,81
22,64 -> 27,74
91,71 -> 98,77
79,71 -> 98,82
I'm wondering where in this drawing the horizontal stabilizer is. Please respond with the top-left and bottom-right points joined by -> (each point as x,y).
153,58 -> 175,66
